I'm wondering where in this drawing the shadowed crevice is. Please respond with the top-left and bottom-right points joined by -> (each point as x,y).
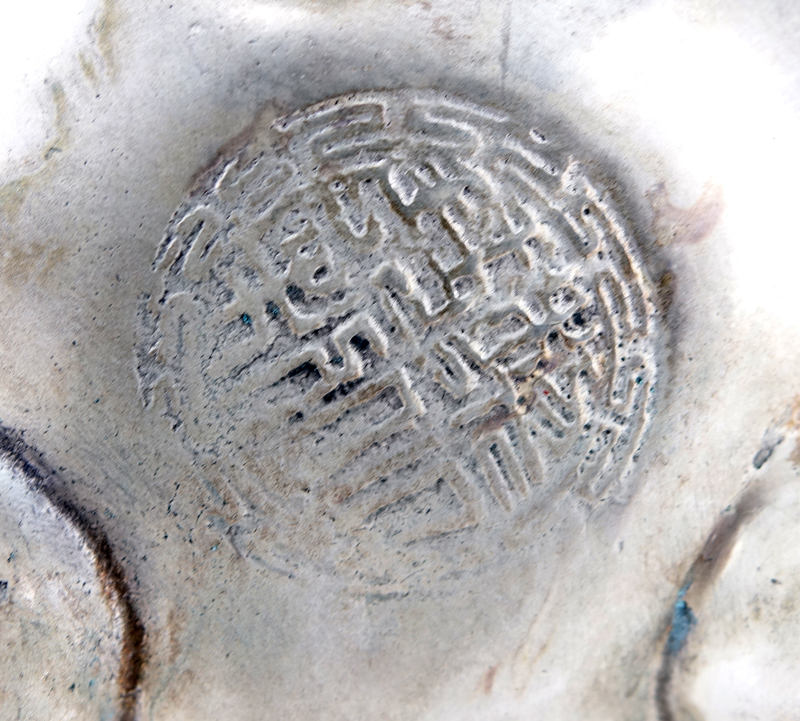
654,486 -> 763,721
0,425 -> 146,721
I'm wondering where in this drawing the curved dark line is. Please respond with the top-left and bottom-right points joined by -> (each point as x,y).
654,486 -> 763,721
0,425 -> 146,721
654,652 -> 674,721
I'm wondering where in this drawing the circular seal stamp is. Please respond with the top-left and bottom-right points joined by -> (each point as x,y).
136,91 -> 659,582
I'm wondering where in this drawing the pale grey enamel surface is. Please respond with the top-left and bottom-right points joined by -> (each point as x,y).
1,1 -> 800,719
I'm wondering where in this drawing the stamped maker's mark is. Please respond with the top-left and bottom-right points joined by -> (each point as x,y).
136,91 -> 660,579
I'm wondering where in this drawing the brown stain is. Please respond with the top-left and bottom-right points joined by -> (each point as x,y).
480,664 -> 499,695
1,241 -> 69,286
432,16 -> 456,40
647,182 -> 724,247
510,634 -> 551,696
430,14 -> 471,42
656,271 -> 675,316
1,82 -> 70,225
184,102 -> 288,195
79,52 -> 99,87
331,483 -> 360,505
0,177 -> 33,223
46,82 -> 70,158
92,0 -> 120,78
510,586 -> 555,693
684,486 -> 763,600
785,396 -> 800,466
786,396 -> 800,431
166,607 -> 186,664
0,427 -> 147,721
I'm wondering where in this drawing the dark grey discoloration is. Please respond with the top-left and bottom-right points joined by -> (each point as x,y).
753,430 -> 783,469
